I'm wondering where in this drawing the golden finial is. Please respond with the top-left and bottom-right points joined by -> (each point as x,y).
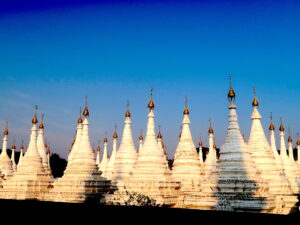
147,88 -> 155,109
113,123 -> 118,139
83,96 -> 89,117
288,127 -> 292,143
20,139 -> 24,150
208,118 -> 214,134
39,114 -> 45,129
227,73 -> 236,103
125,100 -> 131,117
198,136 -> 203,147
3,121 -> 9,135
269,112 -> 275,130
252,86 -> 259,107
157,125 -> 162,139
32,105 -> 38,124
139,128 -> 143,140
104,131 -> 108,143
279,117 -> 284,132
11,138 -> 16,149
296,132 -> 300,146
97,140 -> 101,152
183,96 -> 189,115
78,107 -> 83,123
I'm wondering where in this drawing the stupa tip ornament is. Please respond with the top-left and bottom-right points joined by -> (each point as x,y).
113,124 -> 118,139
3,121 -> 9,135
227,74 -> 236,103
147,88 -> 155,110
125,101 -> 131,117
157,125 -> 162,139
32,105 -> 38,124
139,129 -> 143,140
269,113 -> 275,130
183,96 -> 189,115
279,118 -> 284,132
78,107 -> 83,123
199,138 -> 203,147
208,119 -> 214,134
11,139 -> 16,149
213,143 -> 217,149
287,128 -> 292,143
39,114 -> 45,129
83,96 -> 89,117
252,87 -> 259,107
104,133 -> 108,143
20,140 -> 24,150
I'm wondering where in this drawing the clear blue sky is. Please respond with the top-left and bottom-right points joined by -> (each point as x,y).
0,0 -> 300,159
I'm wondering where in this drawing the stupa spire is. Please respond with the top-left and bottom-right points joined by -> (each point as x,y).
106,125 -> 118,179
11,139 -> 17,172
204,119 -> 217,178
96,140 -> 101,168
0,121 -> 14,177
37,114 -> 51,176
67,107 -> 83,163
138,128 -> 143,153
172,97 -> 202,182
19,140 -> 24,166
157,125 -> 164,153
112,102 -> 137,181
198,136 -> 204,165
287,128 -> 294,161
99,132 -> 109,175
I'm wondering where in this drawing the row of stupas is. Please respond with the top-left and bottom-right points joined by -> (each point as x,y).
0,78 -> 300,214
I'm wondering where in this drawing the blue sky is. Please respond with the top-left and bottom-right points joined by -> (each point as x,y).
0,0 -> 300,159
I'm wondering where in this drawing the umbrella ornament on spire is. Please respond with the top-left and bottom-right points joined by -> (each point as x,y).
83,96 -> 89,117
227,73 -> 236,103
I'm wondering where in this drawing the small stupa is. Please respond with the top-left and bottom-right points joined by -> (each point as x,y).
46,97 -> 110,203
105,126 -> 118,179
11,140 -> 17,172
0,106 -> 52,200
0,122 -> 14,178
138,129 -> 143,154
198,138 -> 204,165
99,134 -> 109,176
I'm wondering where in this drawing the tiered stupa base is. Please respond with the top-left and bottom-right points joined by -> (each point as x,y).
45,170 -> 111,203
103,177 -> 180,206
0,173 -> 52,200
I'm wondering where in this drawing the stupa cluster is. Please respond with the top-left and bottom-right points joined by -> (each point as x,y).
0,78 -> 300,214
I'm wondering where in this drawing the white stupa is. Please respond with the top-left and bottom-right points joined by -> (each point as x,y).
247,90 -> 297,214
18,140 -> 24,167
99,136 -> 109,176
46,98 -> 110,203
172,100 -> 202,208
96,141 -> 101,168
11,140 -> 17,172
105,127 -> 118,180
278,120 -> 300,193
198,138 -> 204,166
37,115 -> 52,176
138,129 -> 143,154
124,90 -> 180,205
0,122 -> 14,178
203,120 -> 218,178
0,107 -> 52,200
67,108 -> 83,164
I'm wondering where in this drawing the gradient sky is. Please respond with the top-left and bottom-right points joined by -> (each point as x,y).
0,0 -> 300,159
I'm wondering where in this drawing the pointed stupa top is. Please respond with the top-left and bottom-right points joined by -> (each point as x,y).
96,140 -> 101,167
131,90 -> 170,180
208,119 -> 214,134
147,88 -> 155,110
204,119 -> 218,177
3,121 -> 8,135
172,99 -> 201,181
287,128 -> 293,143
251,87 -> 262,120
15,106 -> 46,176
106,127 -> 119,179
227,74 -> 236,103
78,107 -> 83,124
252,87 -> 259,107
83,96 -> 89,117
269,112 -> 275,130
198,137 -> 203,147
39,114 -> 44,129
279,118 -> 285,132
112,103 -> 137,181
157,125 -> 162,139
139,128 -> 143,140
297,133 -> 300,146
113,124 -> 118,139
183,96 -> 189,115
11,138 -> 16,150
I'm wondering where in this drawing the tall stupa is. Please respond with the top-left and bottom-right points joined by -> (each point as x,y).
105,127 -> 118,179
37,114 -> 52,176
247,88 -> 297,214
124,90 -> 180,205
171,98 -> 202,208
46,97 -> 110,203
0,107 -> 52,200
